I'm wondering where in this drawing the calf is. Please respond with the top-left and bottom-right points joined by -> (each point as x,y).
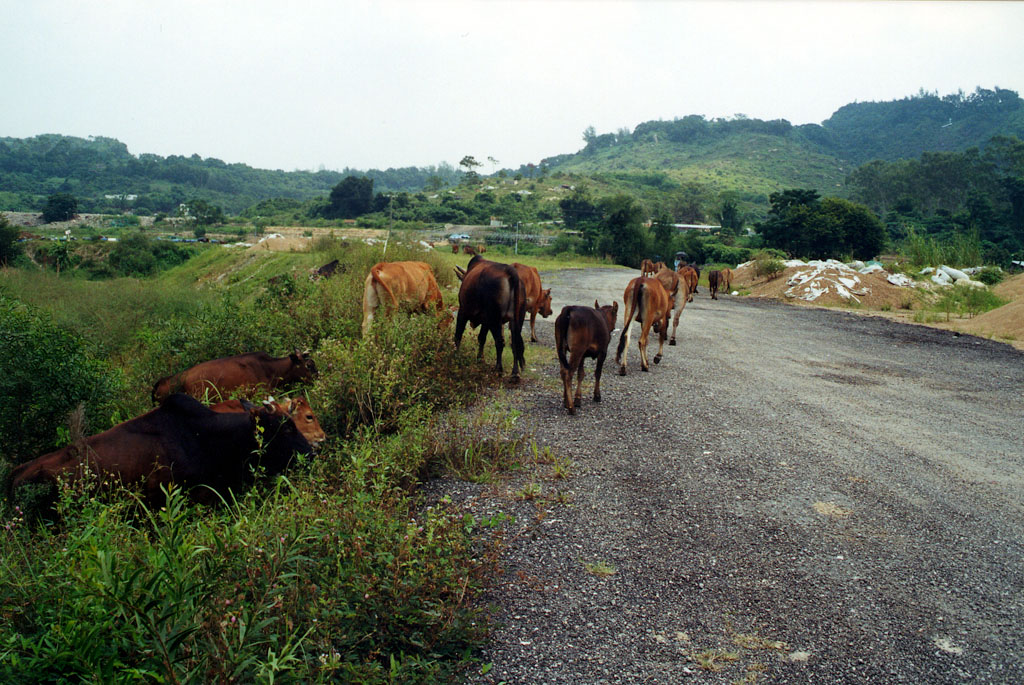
654,266 -> 689,346
616,277 -> 672,375
720,267 -> 733,292
454,255 -> 526,379
708,269 -> 722,300
152,350 -> 316,404
361,260 -> 444,336
677,265 -> 698,303
555,301 -> 618,414
513,262 -> 553,343
640,258 -> 657,277
210,395 -> 326,447
10,394 -> 312,509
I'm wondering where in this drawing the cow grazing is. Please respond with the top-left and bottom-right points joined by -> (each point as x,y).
476,244 -> 487,254
654,266 -> 689,346
462,244 -> 477,255
708,269 -> 722,300
640,258 -> 657,277
555,300 -> 618,414
513,262 -> 553,343
616,276 -> 672,375
451,243 -> 460,254
677,265 -> 698,303
152,350 -> 317,404
9,394 -> 313,509
361,260 -> 444,336
310,259 -> 342,281
454,255 -> 526,379
210,396 -> 326,447
720,267 -> 733,292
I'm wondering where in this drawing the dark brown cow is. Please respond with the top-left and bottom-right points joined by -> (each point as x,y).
616,276 -> 672,375
640,258 -> 657,277
454,255 -> 526,379
720,267 -> 733,292
708,269 -> 722,300
513,262 -> 553,343
9,394 -> 313,509
210,396 -> 326,447
152,350 -> 317,404
362,260 -> 444,336
462,244 -> 477,255
654,266 -> 689,346
309,259 -> 342,281
555,300 -> 618,414
677,265 -> 698,303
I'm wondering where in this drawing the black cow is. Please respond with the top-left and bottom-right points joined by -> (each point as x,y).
9,394 -> 313,509
555,300 -> 618,414
310,259 -> 344,281
454,255 -> 526,379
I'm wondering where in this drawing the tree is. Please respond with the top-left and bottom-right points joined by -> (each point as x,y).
185,199 -> 225,226
0,215 -> 21,266
758,189 -> 885,259
459,155 -> 482,185
41,192 -> 77,223
326,176 -> 374,218
597,194 -> 647,266
559,185 -> 598,231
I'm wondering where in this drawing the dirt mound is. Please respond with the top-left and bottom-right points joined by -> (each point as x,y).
946,273 -> 1024,344
246,234 -> 312,253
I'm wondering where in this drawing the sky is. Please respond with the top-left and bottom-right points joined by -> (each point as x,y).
1,1 -> 1023,173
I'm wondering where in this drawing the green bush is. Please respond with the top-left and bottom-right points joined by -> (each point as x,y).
108,233 -> 196,277
753,252 -> 785,279
0,296 -> 124,463
975,266 -> 1005,286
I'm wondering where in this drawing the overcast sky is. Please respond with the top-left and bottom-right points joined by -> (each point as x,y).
2,1 -> 1022,173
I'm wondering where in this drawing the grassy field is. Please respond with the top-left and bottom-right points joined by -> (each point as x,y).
0,239 -> 573,681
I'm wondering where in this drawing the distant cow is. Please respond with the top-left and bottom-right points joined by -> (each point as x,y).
476,244 -> 487,254
513,262 -> 553,343
616,276 -> 672,375
708,270 -> 722,300
462,245 -> 477,255
152,350 -> 317,404
454,255 -> 526,379
555,300 -> 618,414
640,258 -> 657,277
677,265 -> 698,303
653,266 -> 688,346
9,394 -> 313,509
310,259 -> 342,281
451,243 -> 460,254
210,396 -> 325,447
720,267 -> 733,292
361,260 -> 444,336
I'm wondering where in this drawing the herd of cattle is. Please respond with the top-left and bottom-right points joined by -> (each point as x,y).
8,253 -> 729,510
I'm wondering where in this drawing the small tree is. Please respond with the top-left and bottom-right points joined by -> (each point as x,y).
459,155 -> 482,185
0,216 -> 21,266
41,193 -> 78,223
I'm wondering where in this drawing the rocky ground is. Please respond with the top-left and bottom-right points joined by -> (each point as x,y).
428,267 -> 1024,684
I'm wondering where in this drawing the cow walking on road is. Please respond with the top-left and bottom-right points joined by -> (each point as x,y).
555,301 -> 618,414
454,255 -> 526,379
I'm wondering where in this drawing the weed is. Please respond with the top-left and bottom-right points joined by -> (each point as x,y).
692,648 -> 741,672
582,559 -> 616,577
516,482 -> 543,500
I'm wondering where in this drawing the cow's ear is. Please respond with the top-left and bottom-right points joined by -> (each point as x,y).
290,350 -> 300,362
543,289 -> 551,298
595,299 -> 599,308
612,301 -> 619,312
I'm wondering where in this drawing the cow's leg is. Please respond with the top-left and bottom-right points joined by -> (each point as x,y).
638,320 -> 651,372
477,325 -> 489,360
653,314 -> 668,364
509,320 -> 525,379
669,300 -> 683,345
617,323 -> 633,375
529,311 -> 538,343
560,364 -> 573,412
593,351 -> 606,402
454,312 -> 468,350
489,322 -> 505,376
361,282 -> 380,337
574,356 -> 586,407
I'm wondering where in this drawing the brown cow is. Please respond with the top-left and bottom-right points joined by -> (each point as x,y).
555,300 -> 618,414
454,255 -> 526,379
720,267 -> 733,292
152,350 -> 317,404
462,245 -> 477,255
640,258 -> 657,277
476,244 -> 487,254
210,396 -> 326,447
677,265 -> 698,303
654,266 -> 689,346
616,277 -> 672,375
451,243 -> 460,254
9,394 -> 312,509
513,262 -> 553,343
361,260 -> 444,336
708,269 -> 722,300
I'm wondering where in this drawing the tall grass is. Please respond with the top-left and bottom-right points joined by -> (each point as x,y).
900,227 -> 983,268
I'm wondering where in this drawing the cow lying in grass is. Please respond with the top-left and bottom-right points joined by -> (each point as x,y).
152,350 -> 316,404
555,301 -> 618,415
616,276 -> 672,375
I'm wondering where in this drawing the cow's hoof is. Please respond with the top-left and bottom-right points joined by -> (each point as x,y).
669,339 -> 676,346
567,407 -> 576,415
618,367 -> 627,376
641,366 -> 649,372
593,394 -> 601,403
654,355 -> 662,364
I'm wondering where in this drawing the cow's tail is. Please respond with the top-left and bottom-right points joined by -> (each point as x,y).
371,264 -> 399,308
616,281 -> 642,362
508,268 -> 527,372
555,310 -> 571,371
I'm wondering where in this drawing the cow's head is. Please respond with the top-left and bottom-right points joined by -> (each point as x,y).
289,349 -> 318,380
539,289 -> 553,318
597,300 -> 618,331
279,396 -> 326,447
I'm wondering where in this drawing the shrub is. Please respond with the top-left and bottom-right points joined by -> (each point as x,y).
0,296 -> 124,463
753,252 -> 785,279
975,266 -> 1005,286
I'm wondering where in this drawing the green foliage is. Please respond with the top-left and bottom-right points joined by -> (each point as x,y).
41,192 -> 78,222
757,189 -> 885,259
0,215 -> 21,266
325,176 -> 374,219
184,198 -> 225,226
931,284 -> 1006,320
899,226 -> 984,268
0,295 -> 124,463
753,253 -> 785,279
596,194 -> 648,266
108,232 -> 197,277
975,266 -> 1005,285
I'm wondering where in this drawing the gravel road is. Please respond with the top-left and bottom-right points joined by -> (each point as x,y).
436,267 -> 1024,684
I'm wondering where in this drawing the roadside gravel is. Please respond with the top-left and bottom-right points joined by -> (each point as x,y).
430,267 -> 1024,684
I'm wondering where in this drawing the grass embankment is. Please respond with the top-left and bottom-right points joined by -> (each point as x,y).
0,239 -> 536,681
